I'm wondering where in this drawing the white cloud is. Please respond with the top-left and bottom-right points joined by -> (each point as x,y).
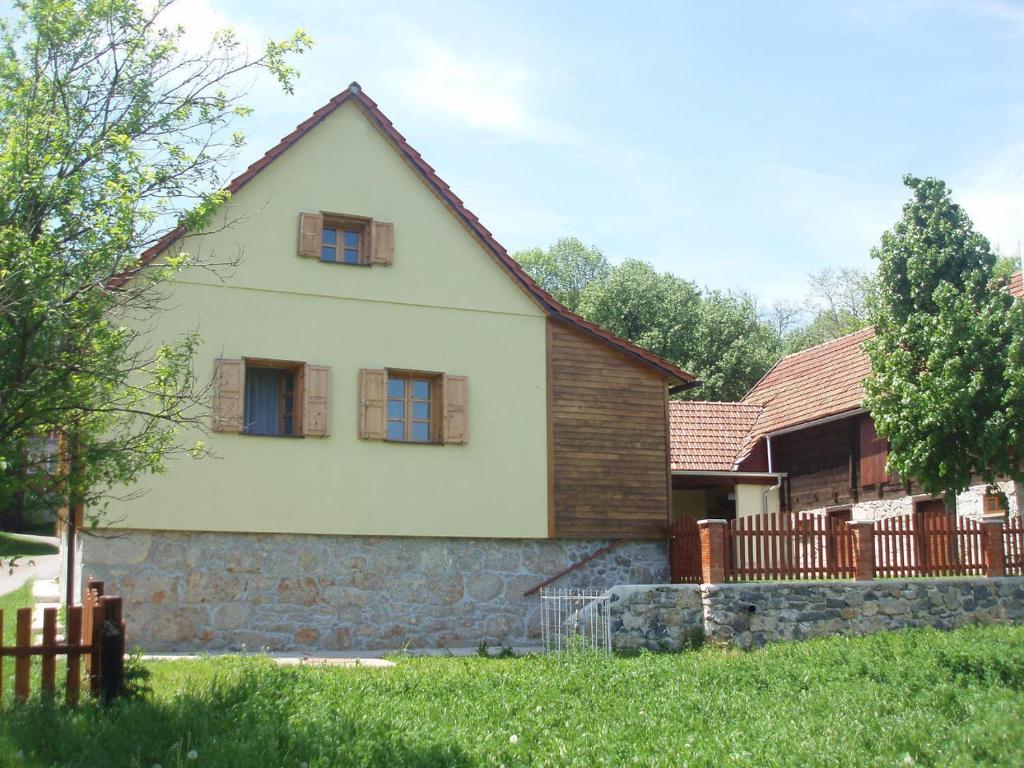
142,0 -> 267,55
371,20 -> 582,146
958,142 -> 1024,254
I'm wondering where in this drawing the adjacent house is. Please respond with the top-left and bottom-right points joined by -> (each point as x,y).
670,280 -> 1024,528
77,83 -> 697,652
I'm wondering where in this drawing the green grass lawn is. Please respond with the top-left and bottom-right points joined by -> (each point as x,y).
0,624 -> 1022,767
0,531 -> 58,560
0,581 -> 35,646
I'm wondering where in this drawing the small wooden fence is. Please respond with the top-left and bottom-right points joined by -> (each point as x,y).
874,512 -> 985,578
677,509 -> 1016,584
0,580 -> 126,706
725,512 -> 855,582
1007,517 -> 1024,577
669,515 -> 701,583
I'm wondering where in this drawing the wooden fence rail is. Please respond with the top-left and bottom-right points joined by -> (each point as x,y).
724,511 -> 855,582
873,512 -> 984,578
0,580 -> 126,706
1007,517 -> 1024,577
699,510 -> 1010,584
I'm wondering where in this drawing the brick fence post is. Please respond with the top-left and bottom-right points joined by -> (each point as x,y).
981,519 -> 1006,577
698,519 -> 728,584
848,521 -> 875,581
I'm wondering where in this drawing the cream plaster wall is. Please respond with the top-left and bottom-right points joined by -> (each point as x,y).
736,483 -> 780,518
104,100 -> 550,538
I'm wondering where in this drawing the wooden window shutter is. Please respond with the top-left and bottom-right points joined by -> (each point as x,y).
212,358 -> 244,433
859,416 -> 890,486
359,369 -> 387,440
370,221 -> 394,266
297,212 -> 323,258
303,364 -> 331,437
442,374 -> 469,444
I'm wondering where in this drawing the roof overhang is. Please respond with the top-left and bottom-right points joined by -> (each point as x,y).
763,407 -> 867,439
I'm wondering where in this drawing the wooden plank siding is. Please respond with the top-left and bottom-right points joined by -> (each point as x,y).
548,319 -> 670,538
773,414 -> 910,513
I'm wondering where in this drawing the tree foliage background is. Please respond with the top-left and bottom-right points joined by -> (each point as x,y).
516,240 -> 877,400
0,0 -> 309,529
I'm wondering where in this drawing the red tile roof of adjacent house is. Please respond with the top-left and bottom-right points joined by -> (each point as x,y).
740,326 -> 874,436
113,83 -> 695,386
669,401 -> 764,471
1009,271 -> 1023,299
671,273 -> 1024,473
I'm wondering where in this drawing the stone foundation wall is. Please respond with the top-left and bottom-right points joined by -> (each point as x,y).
609,577 -> 1024,651
607,584 -> 703,652
79,530 -> 667,652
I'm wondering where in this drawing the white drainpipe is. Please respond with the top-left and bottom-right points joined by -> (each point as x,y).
763,434 -> 782,514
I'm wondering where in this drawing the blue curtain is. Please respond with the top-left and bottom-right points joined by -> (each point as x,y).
245,368 -> 280,435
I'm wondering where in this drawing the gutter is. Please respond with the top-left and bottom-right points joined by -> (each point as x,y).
764,434 -> 782,514
763,408 -> 867,439
672,470 -> 786,479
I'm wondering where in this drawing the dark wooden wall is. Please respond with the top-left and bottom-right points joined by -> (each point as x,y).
771,414 -> 909,512
548,319 -> 670,538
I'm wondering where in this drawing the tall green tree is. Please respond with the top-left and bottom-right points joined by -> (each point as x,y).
0,0 -> 309,529
514,237 -> 609,313
578,261 -> 780,400
865,175 -> 1024,519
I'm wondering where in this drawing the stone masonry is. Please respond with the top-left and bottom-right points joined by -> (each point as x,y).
802,479 -> 1019,522
610,577 -> 1024,651
79,530 -> 668,652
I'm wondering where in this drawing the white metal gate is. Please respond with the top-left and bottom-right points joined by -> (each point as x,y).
539,587 -> 611,653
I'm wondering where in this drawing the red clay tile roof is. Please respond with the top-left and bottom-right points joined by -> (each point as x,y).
669,401 -> 764,471
673,272 -> 1024,472
114,83 -> 695,386
1009,271 -> 1023,299
740,326 -> 874,436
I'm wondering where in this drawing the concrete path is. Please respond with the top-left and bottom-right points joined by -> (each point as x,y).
0,534 -> 60,598
142,652 -> 397,668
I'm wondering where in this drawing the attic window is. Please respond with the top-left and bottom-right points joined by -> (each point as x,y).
321,219 -> 366,265
297,212 -> 394,266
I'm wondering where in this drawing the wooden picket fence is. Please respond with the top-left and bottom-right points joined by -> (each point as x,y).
874,512 -> 985,578
669,515 -> 701,583
725,511 -> 855,581
718,510 -> 994,582
0,580 -> 125,706
1006,517 -> 1024,577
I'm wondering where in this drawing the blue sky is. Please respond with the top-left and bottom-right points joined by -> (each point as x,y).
119,2 -> 1024,301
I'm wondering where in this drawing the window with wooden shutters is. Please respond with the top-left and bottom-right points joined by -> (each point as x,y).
296,212 -> 394,266
214,357 -> 330,438
859,416 -> 890,486
358,368 -> 467,444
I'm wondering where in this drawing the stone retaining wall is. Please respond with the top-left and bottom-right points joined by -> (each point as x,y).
609,577 -> 1024,651
79,529 -> 668,652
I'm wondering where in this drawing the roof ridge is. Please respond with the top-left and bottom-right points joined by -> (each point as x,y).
670,399 -> 761,407
112,83 -> 696,385
741,325 -> 874,401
